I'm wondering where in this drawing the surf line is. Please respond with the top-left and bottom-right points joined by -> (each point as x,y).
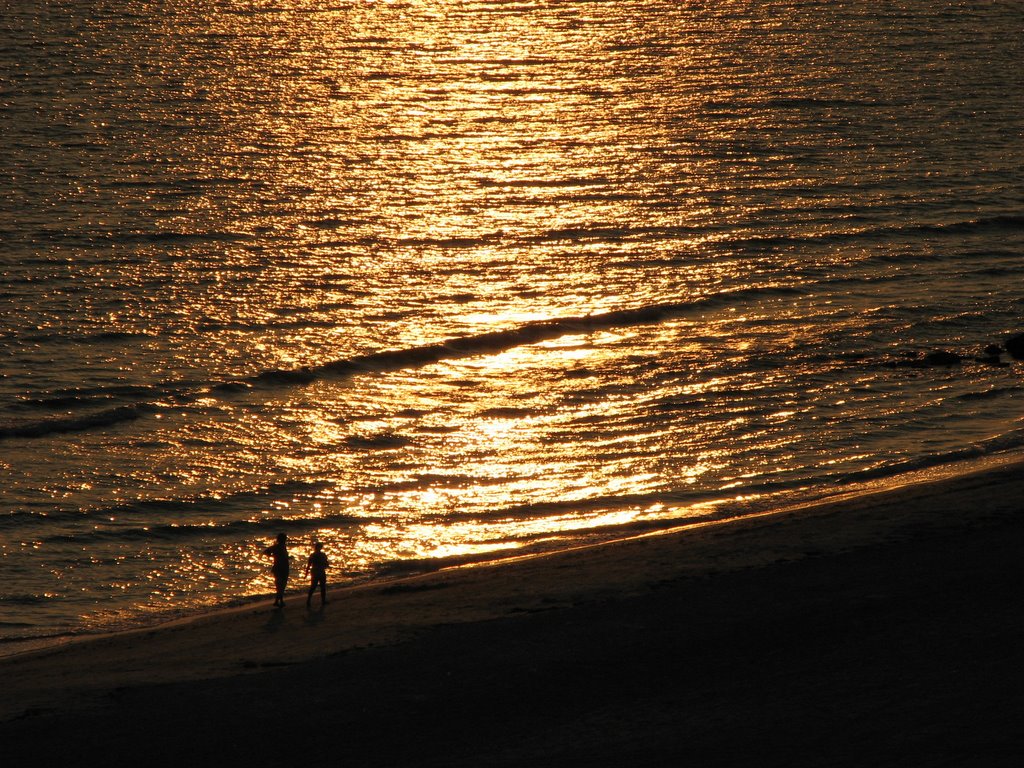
250,285 -> 803,387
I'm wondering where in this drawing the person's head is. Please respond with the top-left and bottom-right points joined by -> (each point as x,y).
314,541 -> 323,552
277,533 -> 287,544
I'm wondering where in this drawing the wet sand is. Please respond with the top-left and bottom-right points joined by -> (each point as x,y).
3,459 -> 1024,766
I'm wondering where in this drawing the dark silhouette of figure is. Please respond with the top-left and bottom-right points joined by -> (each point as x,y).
305,541 -> 329,607
264,533 -> 289,607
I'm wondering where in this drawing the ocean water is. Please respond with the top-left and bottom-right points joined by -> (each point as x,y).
1,0 -> 1022,643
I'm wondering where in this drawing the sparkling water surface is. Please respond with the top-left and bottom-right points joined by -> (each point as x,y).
1,0 -> 1023,640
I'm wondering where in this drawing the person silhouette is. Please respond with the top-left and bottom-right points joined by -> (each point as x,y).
305,541 -> 329,607
264,533 -> 290,607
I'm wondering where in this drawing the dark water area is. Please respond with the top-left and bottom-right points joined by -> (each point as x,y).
1,0 -> 1022,640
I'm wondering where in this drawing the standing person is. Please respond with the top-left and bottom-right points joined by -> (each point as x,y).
305,541 -> 329,607
264,532 -> 290,607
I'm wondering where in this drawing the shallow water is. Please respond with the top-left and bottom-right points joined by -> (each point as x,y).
1,0 -> 1023,640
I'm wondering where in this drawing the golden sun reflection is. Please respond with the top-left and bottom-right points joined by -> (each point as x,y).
34,0 -> 885,632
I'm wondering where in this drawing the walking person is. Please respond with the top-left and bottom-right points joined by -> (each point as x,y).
305,541 -> 329,607
264,532 -> 290,607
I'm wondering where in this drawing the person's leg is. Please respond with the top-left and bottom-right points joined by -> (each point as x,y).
275,572 -> 287,605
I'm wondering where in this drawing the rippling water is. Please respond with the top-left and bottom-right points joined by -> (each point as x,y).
1,0 -> 1022,641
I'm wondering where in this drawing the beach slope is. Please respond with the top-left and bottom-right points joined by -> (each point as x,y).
3,460 -> 1024,766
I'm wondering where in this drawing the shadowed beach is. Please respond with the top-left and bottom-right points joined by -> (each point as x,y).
3,458 -> 1024,766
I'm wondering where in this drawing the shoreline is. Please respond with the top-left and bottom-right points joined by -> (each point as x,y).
4,448 -> 1020,662
4,454 -> 1024,763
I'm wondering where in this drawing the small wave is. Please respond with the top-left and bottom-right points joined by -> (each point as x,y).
343,432 -> 413,450
564,367 -> 598,379
394,233 -> 507,248
956,385 -> 1022,402
652,397 -> 710,413
2,287 -> 803,441
73,330 -> 157,344
727,213 -> 1024,252
760,96 -> 888,110
836,430 -> 1024,485
822,214 -> 1024,243
0,508 -> 79,531
428,483 -> 781,524
931,214 -> 1024,235
319,231 -> 509,250
302,217 -> 362,230
211,380 -> 254,394
397,407 -> 433,418
479,406 -> 533,418
89,479 -> 335,520
251,284 -> 806,387
1,480 -> 336,533
124,230 -> 254,245
879,214 -> 1024,239
474,176 -> 610,189
531,223 -> 702,243
196,317 -> 344,333
0,595 -> 49,607
0,404 -> 153,440
39,512 -> 371,545
13,384 -> 162,412
375,511 -> 779,577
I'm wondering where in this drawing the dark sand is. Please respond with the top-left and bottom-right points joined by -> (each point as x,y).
3,459 -> 1024,766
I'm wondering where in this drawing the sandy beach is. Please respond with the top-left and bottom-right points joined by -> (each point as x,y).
3,457 -> 1024,766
